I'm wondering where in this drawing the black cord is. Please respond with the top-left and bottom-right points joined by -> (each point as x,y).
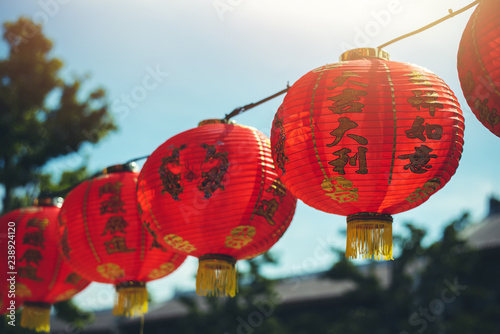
125,155 -> 150,163
223,83 -> 290,121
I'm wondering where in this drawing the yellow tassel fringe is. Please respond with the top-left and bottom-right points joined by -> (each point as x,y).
113,286 -> 148,318
346,219 -> 393,261
21,304 -> 51,332
196,258 -> 238,297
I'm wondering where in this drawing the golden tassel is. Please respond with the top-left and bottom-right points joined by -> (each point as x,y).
346,213 -> 393,261
113,282 -> 148,318
20,302 -> 51,332
196,254 -> 238,297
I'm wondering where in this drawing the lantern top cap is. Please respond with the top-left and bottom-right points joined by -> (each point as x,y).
198,119 -> 236,127
102,162 -> 139,175
340,48 -> 390,61
34,196 -> 64,208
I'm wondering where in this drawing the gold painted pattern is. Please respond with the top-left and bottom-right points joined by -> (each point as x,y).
97,263 -> 124,280
163,234 -> 196,253
147,262 -> 175,280
54,289 -> 78,302
322,176 -> 359,202
225,226 -> 256,249
16,283 -> 32,298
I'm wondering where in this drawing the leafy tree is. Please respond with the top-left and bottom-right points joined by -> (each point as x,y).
117,213 -> 499,334
0,17 -> 116,212
174,253 -> 286,334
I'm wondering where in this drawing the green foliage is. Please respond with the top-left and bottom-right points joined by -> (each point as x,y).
39,165 -> 90,195
0,17 -> 116,212
177,253 -> 286,334
53,300 -> 94,329
174,214 -> 500,334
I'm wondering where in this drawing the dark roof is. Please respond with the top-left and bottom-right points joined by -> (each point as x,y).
461,196 -> 500,250
50,197 -> 500,333
50,266 -> 394,333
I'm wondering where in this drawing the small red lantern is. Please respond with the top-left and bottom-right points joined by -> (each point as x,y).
458,0 -> 500,138
271,48 -> 464,260
58,163 -> 186,318
137,120 -> 297,297
0,197 -> 90,332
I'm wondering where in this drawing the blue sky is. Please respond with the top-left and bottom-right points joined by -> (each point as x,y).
1,0 -> 499,311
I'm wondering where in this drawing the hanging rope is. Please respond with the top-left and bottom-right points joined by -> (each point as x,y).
378,0 -> 480,49
32,1 -> 483,200
223,83 -> 290,121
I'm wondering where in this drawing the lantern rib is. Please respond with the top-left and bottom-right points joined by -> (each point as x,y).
46,255 -> 63,291
249,128 -> 267,222
381,63 -> 398,186
377,0 -> 480,49
82,178 -> 101,263
309,71 -> 329,180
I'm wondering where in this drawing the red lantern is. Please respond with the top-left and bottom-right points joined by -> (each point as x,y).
458,0 -> 500,138
137,120 -> 297,297
58,163 -> 186,318
271,48 -> 464,260
0,198 -> 90,332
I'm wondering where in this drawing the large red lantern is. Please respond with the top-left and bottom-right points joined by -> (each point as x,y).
0,198 -> 90,332
58,163 -> 186,318
457,0 -> 500,138
271,48 -> 464,260
137,120 -> 297,297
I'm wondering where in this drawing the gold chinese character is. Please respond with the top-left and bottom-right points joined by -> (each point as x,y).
99,181 -> 123,197
405,71 -> 433,87
104,236 -> 136,254
265,179 -> 287,202
407,90 -> 444,117
102,216 -> 129,235
328,88 -> 367,114
19,249 -> 43,265
26,218 -> 49,230
255,199 -> 279,225
22,231 -> 45,249
99,195 -> 126,215
18,265 -> 43,281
